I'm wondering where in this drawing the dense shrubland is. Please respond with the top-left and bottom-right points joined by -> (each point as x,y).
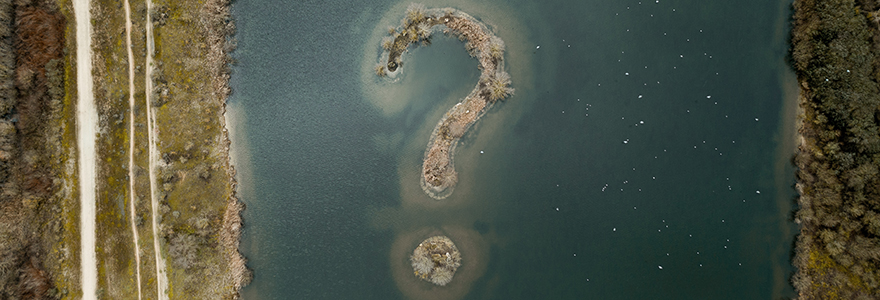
791,0 -> 880,298
0,0 -> 69,298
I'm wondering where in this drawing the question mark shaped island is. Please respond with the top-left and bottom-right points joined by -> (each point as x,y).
376,4 -> 514,200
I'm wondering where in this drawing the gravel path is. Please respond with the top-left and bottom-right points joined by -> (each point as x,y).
144,0 -> 170,298
74,0 -> 98,298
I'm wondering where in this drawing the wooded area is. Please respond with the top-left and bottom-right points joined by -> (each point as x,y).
0,0 -> 69,298
791,0 -> 880,298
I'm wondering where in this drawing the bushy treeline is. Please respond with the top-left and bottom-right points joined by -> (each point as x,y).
0,0 -> 19,298
0,0 -> 67,298
0,0 -> 13,194
791,0 -> 880,298
0,0 -> 12,118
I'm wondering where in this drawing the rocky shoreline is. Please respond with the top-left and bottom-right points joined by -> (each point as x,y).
202,0 -> 251,295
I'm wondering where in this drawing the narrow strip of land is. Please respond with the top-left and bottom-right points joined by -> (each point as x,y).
74,0 -> 98,298
145,1 -> 169,298
123,0 -> 144,298
378,5 -> 513,199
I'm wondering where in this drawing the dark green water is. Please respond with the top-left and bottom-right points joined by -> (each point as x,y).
229,0 -> 798,299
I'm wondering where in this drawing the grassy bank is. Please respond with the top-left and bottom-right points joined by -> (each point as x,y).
791,0 -> 880,298
149,0 -> 249,298
90,0 -> 150,297
85,0 -> 248,298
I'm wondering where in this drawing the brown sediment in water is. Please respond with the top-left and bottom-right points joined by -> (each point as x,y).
377,4 -> 514,199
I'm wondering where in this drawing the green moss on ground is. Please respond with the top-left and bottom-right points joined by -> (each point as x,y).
151,0 -> 246,297
35,0 -> 244,298
90,0 -> 142,297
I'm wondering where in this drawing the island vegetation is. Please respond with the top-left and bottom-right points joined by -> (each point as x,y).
410,235 -> 462,286
791,0 -> 880,298
376,4 -> 514,199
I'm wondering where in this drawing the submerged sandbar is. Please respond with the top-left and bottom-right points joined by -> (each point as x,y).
377,4 -> 514,199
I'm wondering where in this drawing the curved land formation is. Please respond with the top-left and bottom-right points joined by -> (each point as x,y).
0,0 -> 250,298
377,4 -> 514,199
791,0 -> 880,298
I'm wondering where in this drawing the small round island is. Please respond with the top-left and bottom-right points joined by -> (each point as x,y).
410,236 -> 462,286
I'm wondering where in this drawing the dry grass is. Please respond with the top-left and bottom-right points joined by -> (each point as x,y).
375,6 -> 513,198
0,0 -> 82,298
377,7 -> 512,197
151,0 -> 250,298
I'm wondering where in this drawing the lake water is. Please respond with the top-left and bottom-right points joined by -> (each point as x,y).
229,0 -> 799,299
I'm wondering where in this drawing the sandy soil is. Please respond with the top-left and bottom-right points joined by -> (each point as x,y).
74,0 -> 98,298
144,0 -> 170,298
123,0 -> 144,298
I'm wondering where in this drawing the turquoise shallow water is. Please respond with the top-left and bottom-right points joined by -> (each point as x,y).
230,0 -> 798,299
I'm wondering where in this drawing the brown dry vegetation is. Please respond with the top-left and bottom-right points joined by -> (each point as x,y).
377,6 -> 513,198
0,0 -> 74,299
791,0 -> 880,298
0,0 -> 246,298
